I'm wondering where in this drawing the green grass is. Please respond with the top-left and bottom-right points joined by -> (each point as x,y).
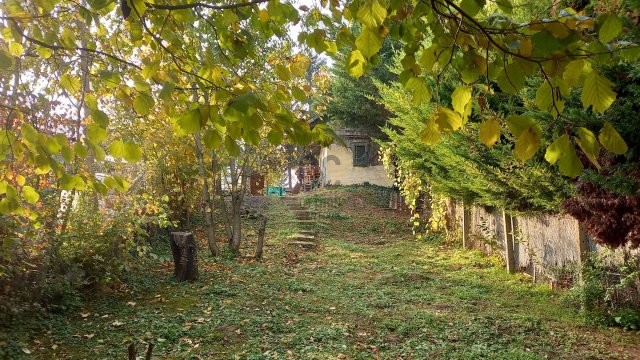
2,189 -> 639,359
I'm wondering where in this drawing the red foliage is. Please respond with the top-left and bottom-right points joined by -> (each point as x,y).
563,182 -> 640,249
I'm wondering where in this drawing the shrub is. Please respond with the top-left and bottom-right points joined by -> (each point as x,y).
568,253 -> 640,330
0,192 -> 172,319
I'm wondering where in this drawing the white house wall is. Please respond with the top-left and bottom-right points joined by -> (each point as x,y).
320,143 -> 393,187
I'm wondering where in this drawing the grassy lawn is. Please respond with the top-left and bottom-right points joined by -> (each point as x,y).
3,187 -> 639,359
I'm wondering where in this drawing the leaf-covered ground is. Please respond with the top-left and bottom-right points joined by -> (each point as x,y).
4,187 -> 640,359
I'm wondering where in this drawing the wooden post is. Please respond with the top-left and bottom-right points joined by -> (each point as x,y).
462,201 -> 471,249
502,211 -> 516,274
170,232 -> 199,282
576,222 -> 590,283
255,215 -> 268,260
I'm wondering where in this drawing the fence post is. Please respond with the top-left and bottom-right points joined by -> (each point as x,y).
502,211 -> 516,273
576,222 -> 590,283
462,201 -> 470,249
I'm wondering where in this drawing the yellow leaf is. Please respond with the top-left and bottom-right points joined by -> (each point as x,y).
575,127 -> 601,170
479,118 -> 501,147
581,71 -> 616,114
514,125 -> 541,162
346,50 -> 366,79
598,121 -> 628,154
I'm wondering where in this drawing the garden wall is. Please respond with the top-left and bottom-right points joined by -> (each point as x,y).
446,200 -> 639,287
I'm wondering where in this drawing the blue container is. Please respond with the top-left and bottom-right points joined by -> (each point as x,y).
267,186 -> 284,196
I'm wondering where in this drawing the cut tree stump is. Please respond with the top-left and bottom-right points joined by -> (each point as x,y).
170,232 -> 199,282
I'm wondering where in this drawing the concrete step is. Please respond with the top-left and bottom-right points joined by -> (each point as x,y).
287,206 -> 308,211
290,219 -> 315,223
290,234 -> 316,242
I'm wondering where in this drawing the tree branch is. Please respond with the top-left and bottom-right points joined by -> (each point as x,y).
145,0 -> 270,11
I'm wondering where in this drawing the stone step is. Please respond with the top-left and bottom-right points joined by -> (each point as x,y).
289,241 -> 315,248
298,230 -> 317,236
287,206 -> 308,211
290,234 -> 316,242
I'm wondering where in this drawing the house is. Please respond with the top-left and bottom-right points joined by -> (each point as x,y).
318,128 -> 393,187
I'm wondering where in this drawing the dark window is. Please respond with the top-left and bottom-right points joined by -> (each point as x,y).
353,144 -> 368,167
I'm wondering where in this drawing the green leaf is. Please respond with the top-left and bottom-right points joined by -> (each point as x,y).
346,50 -> 366,79
535,82 -> 553,113
479,118 -> 501,147
60,174 -> 85,191
109,140 -> 126,157
544,135 -> 570,165
159,82 -> 175,101
557,143 -> 584,178
575,127 -> 601,170
22,186 -> 39,205
88,141 -> 106,161
203,129 -> 222,149
292,87 -> 307,102
8,42 -> 24,57
0,49 -> 15,70
581,71 -> 616,114
110,140 -> 142,162
74,143 -> 88,158
506,115 -> 536,138
495,0 -> 513,13
598,14 -> 623,43
0,198 -> 20,215
91,109 -> 109,127
123,142 -> 142,162
245,130 -> 261,146
60,74 -> 81,94
598,121 -> 628,154
406,77 -> 431,105
451,85 -> 472,120
275,64 -> 291,81
460,0 -> 485,17
87,123 -> 107,143
514,125 -> 541,162
420,118 -> 442,145
290,54 -> 311,77
60,28 -> 77,48
356,0 -> 387,28
224,136 -> 241,156
433,108 -> 463,132
496,62 -> 526,94
61,145 -> 74,162
267,129 -> 284,146
133,93 -> 154,116
105,175 -> 129,192
177,109 -> 202,134
563,59 -> 591,87
36,46 -> 53,59
355,27 -> 383,58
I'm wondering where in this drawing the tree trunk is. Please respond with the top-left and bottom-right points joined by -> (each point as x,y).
255,215 -> 267,260
194,131 -> 219,256
230,193 -> 242,253
212,156 -> 232,241
170,232 -> 199,281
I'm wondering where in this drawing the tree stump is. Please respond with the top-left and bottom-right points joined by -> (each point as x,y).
170,232 -> 199,282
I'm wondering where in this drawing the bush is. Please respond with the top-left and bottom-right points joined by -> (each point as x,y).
568,253 -> 640,330
0,192 -> 172,320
